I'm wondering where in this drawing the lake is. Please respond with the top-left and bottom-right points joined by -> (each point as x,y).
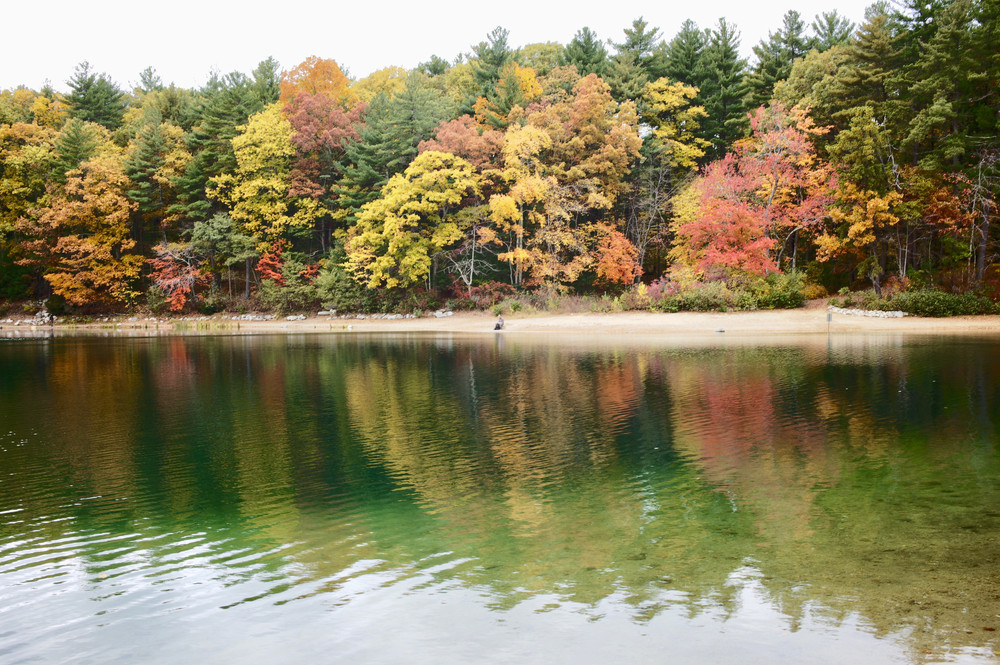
0,332 -> 998,664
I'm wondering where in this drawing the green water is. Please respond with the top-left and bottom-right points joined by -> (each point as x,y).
0,332 -> 998,664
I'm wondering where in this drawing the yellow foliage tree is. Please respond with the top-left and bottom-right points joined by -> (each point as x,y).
641,77 -> 710,169
352,66 -> 409,102
210,103 -> 321,250
345,151 -> 481,289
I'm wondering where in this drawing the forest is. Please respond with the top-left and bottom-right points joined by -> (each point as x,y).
1,0 -> 998,317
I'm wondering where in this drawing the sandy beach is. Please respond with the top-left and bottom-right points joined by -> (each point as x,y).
4,303 -> 997,338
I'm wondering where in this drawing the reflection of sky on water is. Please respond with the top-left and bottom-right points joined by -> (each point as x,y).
1,333 -> 998,664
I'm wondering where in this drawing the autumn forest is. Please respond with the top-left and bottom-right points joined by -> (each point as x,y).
1,0 -> 998,316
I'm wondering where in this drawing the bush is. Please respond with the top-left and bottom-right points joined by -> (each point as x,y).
751,272 -> 806,309
882,290 -> 1000,317
315,249 -> 378,313
198,293 -> 227,315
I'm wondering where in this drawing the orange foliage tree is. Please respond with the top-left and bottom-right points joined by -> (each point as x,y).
18,154 -> 142,306
279,56 -> 358,107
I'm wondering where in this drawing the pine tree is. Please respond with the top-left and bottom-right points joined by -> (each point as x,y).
744,11 -> 811,111
471,27 -> 516,100
903,0 -> 983,169
699,19 -> 749,158
170,68 -> 272,228
562,27 -> 609,77
604,52 -> 649,103
65,61 -> 127,130
334,75 -> 451,224
811,11 -> 855,51
830,6 -> 905,133
662,20 -> 708,88
51,118 -> 104,182
137,67 -> 164,93
612,17 -> 663,71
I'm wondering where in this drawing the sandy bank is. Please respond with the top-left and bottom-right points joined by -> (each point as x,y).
3,306 -> 997,339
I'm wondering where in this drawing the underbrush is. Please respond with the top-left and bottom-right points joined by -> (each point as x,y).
830,288 -> 1000,317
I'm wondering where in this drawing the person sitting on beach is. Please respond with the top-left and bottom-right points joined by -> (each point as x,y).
494,315 -> 504,330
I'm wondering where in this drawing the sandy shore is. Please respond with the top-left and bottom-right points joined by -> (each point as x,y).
4,305 -> 997,339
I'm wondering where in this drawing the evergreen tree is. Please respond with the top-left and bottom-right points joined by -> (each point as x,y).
903,0 -> 983,169
811,11 -> 855,51
662,20 -> 708,88
470,27 -> 516,101
745,10 -> 810,110
562,27 -> 609,77
51,118 -> 103,182
251,57 -> 282,106
604,52 -> 649,103
65,61 -> 127,130
830,6 -> 905,132
334,75 -> 451,223
170,68 -> 272,227
418,55 -> 450,77
699,19 -> 749,158
612,17 -> 663,70
137,66 -> 164,93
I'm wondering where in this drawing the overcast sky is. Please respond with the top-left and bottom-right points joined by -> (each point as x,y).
4,0 -> 875,92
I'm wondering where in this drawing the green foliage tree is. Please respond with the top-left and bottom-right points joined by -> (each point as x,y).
561,27 -> 609,77
811,11 -> 855,51
699,19 -> 749,158
65,61 -> 127,130
744,10 -> 811,110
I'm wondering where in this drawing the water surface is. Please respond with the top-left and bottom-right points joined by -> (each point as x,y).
0,332 -> 998,664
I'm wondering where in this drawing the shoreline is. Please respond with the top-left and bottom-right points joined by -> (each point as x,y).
1,306 -> 998,339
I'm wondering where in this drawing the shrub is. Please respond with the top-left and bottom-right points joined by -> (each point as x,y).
751,272 -> 805,309
468,281 -> 517,308
883,290 -> 1000,317
803,283 -> 828,300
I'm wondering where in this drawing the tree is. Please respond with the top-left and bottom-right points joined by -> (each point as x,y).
611,17 -> 664,74
345,151 -> 481,289
829,6 -> 905,133
210,103 -> 320,251
124,112 -> 189,246
283,92 -> 364,249
473,62 -> 542,128
1,122 -> 56,244
352,67 -> 409,102
489,75 -> 642,289
822,105 -> 904,289
519,42 -> 564,76
279,56 -> 356,106
147,242 -> 207,311
17,153 -> 142,306
698,19 -> 749,158
745,10 -> 811,110
902,0 -> 983,171
170,68 -> 273,227
662,20 -> 708,88
562,27 -> 608,77
334,74 -> 452,222
642,78 -> 710,170
418,115 -> 504,172
51,118 -> 108,183
670,104 -> 835,277
811,11 -> 855,51
65,62 -> 127,130
604,52 -> 649,103
470,27 -> 517,103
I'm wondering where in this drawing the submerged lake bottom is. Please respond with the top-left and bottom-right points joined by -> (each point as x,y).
0,331 -> 998,664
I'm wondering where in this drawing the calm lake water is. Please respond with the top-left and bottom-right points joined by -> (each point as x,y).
0,331 -> 998,664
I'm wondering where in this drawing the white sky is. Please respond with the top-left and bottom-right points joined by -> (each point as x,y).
3,0 -> 875,92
